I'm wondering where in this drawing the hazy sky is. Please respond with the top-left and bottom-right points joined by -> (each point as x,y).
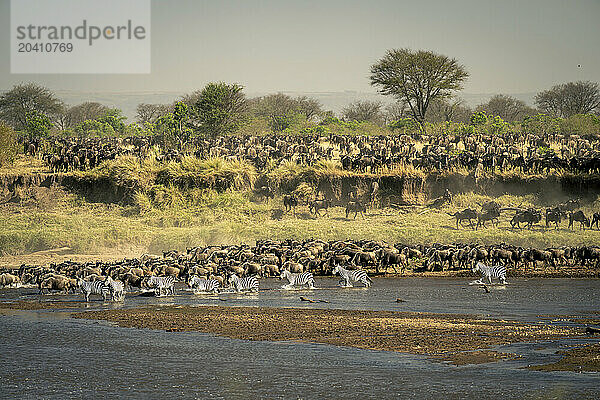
1,0 -> 599,95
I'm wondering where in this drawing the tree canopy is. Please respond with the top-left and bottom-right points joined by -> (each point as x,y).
535,81 -> 600,118
0,83 -> 64,131
370,48 -> 469,128
476,94 -> 536,122
341,100 -> 383,125
191,82 -> 248,137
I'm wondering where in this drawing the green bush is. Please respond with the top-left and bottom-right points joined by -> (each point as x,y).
0,122 -> 19,167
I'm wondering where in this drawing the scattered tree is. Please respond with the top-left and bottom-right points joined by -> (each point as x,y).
191,82 -> 248,137
535,81 -> 600,118
383,101 -> 410,124
0,83 -> 63,131
58,102 -> 111,130
426,98 -> 472,124
136,103 -> 171,125
341,100 -> 383,124
249,93 -> 322,131
370,48 -> 469,129
476,94 -> 536,122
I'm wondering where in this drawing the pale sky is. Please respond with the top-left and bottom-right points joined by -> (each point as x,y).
1,0 -> 599,95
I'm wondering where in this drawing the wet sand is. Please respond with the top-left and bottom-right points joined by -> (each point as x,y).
72,305 -> 580,359
527,343 -> 600,372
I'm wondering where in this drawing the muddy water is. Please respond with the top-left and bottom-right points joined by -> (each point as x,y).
1,278 -> 599,399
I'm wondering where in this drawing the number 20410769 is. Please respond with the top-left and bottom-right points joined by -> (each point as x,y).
18,42 -> 73,52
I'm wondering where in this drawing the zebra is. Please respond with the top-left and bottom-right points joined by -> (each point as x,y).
146,276 -> 176,296
332,265 -> 372,288
228,274 -> 259,293
280,269 -> 315,289
472,262 -> 507,284
187,276 -> 221,293
78,279 -> 109,302
104,276 -> 125,301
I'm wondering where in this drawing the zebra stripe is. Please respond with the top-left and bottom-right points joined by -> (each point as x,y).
104,276 -> 125,301
332,265 -> 372,288
229,274 -> 259,292
147,276 -> 176,296
472,262 -> 506,284
187,276 -> 221,293
78,279 -> 109,302
280,269 -> 315,289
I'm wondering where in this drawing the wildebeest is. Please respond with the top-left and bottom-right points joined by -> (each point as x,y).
545,207 -> 565,229
283,195 -> 298,214
0,273 -> 20,288
256,185 -> 274,201
476,208 -> 500,229
591,213 -> 600,230
345,200 -> 366,219
448,208 -> 478,229
568,210 -> 590,230
309,199 -> 331,217
510,209 -> 541,230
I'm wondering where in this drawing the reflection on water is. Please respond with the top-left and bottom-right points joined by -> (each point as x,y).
0,313 -> 598,399
2,278 -> 599,321
0,278 -> 599,399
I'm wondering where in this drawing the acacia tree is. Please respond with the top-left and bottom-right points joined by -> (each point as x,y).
535,81 -> 600,118
426,97 -> 472,124
341,100 -> 383,124
370,49 -> 469,129
135,103 -> 171,125
248,93 -> 322,132
476,94 -> 536,122
0,83 -> 64,131
192,82 -> 248,137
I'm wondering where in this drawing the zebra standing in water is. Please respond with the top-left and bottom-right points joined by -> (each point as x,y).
228,274 -> 259,293
332,265 -> 372,288
280,269 -> 315,289
78,279 -> 109,302
187,276 -> 221,293
146,276 -> 176,296
104,276 -> 125,301
472,262 -> 507,284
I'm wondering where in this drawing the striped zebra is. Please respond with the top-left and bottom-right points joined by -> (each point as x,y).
104,276 -> 125,301
146,276 -> 176,296
472,262 -> 507,284
187,276 -> 221,293
332,265 -> 372,288
280,269 -> 315,289
228,274 -> 259,293
78,279 -> 109,302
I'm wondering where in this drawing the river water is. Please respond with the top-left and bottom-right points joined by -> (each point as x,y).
1,278 -> 599,399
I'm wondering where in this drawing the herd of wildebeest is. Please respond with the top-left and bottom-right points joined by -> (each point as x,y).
22,129 -> 600,175
2,129 -> 597,297
17,129 -> 600,230
0,238 -> 599,297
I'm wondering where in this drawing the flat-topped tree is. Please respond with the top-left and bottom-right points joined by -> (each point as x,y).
370,48 -> 469,130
